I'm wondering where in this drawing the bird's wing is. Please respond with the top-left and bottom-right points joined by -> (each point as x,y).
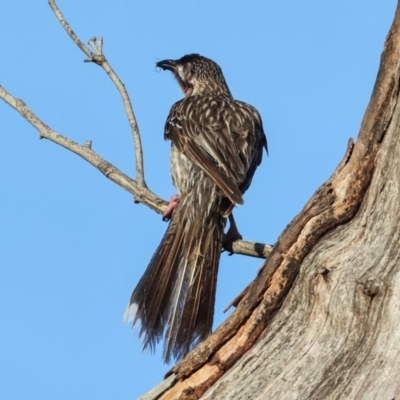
234,100 -> 268,195
165,96 -> 266,205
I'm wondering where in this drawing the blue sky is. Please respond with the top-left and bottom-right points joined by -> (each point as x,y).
0,1 -> 396,399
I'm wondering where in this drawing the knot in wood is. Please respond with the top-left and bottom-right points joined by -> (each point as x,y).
87,54 -> 105,65
182,386 -> 194,396
362,275 -> 381,297
98,160 -> 113,177
318,266 -> 330,275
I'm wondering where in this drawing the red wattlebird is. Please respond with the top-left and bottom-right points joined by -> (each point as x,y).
124,54 -> 267,363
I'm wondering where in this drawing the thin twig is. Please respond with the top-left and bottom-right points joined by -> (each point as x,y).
48,0 -> 146,188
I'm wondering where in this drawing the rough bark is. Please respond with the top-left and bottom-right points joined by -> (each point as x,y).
142,2 -> 400,399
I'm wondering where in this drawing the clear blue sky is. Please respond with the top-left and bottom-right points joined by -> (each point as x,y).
0,1 -> 396,399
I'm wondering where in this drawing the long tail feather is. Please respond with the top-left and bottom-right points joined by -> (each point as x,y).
124,194 -> 225,363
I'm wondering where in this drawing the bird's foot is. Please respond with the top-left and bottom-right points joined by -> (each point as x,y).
223,225 -> 243,244
222,214 -> 242,245
162,194 -> 180,221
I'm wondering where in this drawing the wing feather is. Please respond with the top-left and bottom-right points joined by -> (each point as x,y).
165,96 -> 267,205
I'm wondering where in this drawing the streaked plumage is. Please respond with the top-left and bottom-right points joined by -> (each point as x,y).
125,54 -> 267,363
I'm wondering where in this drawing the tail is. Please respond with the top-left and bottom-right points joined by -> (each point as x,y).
124,195 -> 225,363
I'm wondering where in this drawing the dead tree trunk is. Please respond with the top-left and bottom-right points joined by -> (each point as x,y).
144,2 -> 400,399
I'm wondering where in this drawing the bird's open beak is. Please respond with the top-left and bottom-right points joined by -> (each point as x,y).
156,59 -> 177,72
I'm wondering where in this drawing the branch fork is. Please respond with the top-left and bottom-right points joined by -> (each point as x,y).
86,36 -> 104,64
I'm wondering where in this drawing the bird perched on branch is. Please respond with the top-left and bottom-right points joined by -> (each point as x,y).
124,54 -> 267,363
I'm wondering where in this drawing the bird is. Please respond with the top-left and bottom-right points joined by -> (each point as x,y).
124,54 -> 267,363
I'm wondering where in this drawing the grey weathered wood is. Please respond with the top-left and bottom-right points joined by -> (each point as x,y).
138,374 -> 177,400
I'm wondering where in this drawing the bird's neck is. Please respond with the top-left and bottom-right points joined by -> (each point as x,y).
190,81 -> 232,98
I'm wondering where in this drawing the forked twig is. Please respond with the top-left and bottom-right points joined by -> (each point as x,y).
48,0 -> 145,187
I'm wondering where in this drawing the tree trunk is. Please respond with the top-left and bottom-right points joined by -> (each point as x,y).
143,3 -> 400,399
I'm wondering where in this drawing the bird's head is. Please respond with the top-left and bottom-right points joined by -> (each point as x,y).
156,54 -> 232,98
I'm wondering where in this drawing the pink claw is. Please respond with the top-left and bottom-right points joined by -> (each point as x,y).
162,194 -> 180,221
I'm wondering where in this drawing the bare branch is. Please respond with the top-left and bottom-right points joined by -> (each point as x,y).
223,240 -> 273,259
48,0 -> 92,58
48,0 -> 145,187
0,84 -> 164,214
